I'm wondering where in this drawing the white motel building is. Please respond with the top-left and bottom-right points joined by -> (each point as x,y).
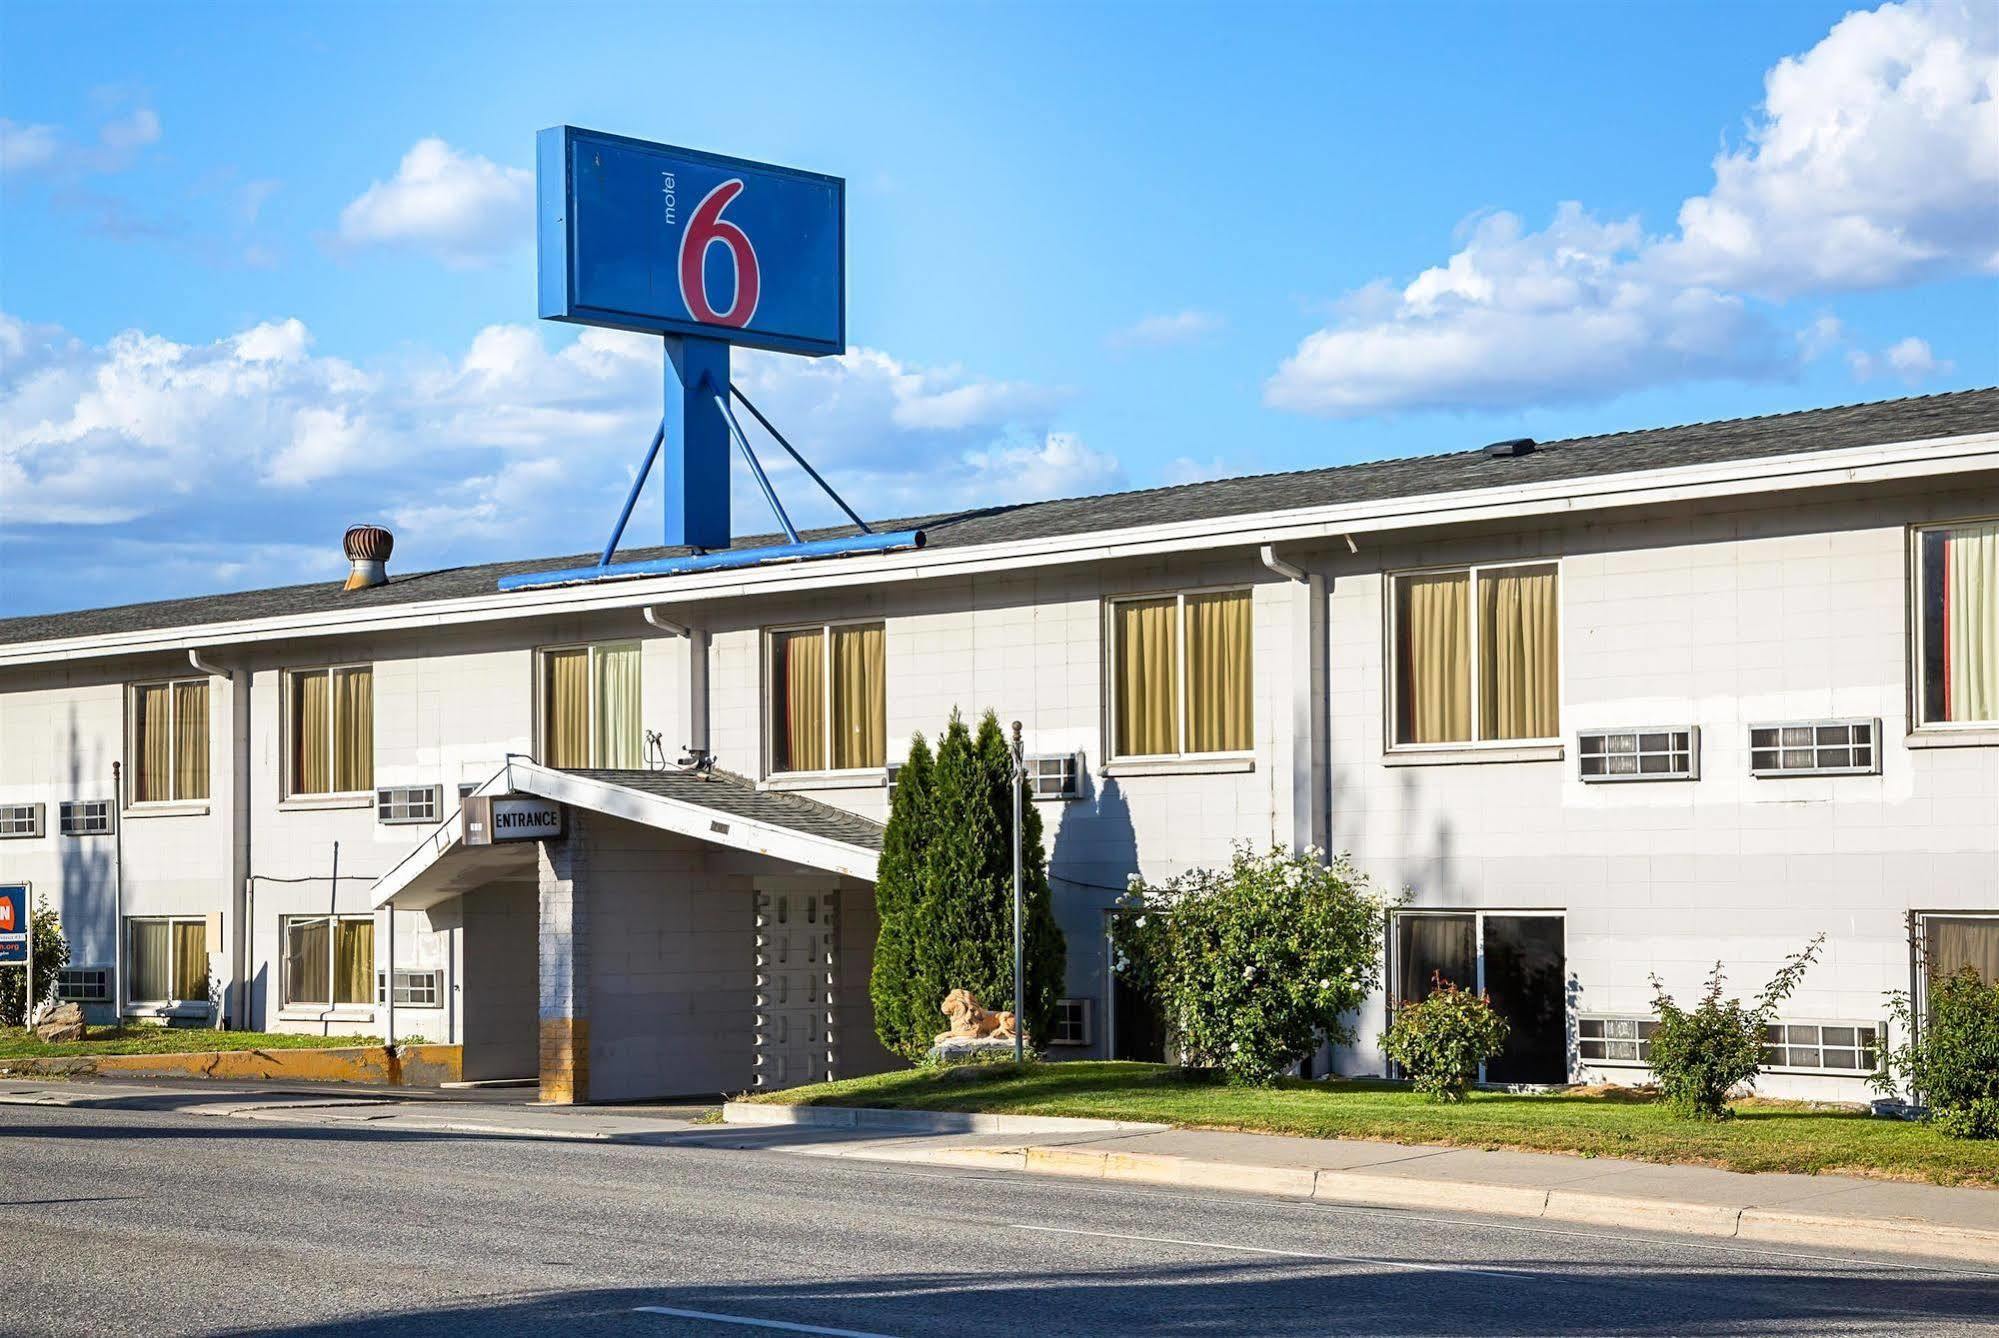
2,389 -> 1996,1104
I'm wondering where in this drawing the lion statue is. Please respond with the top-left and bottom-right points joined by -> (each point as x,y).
935,988 -> 1018,1044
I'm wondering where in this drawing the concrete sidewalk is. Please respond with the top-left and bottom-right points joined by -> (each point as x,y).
720,1100 -> 1999,1266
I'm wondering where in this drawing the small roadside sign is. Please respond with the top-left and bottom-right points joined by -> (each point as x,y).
0,883 -> 27,967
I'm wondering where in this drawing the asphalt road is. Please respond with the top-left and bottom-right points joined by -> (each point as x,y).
1,1100 -> 1994,1336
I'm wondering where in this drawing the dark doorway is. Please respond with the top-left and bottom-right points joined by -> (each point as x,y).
1111,974 -> 1168,1062
1482,915 -> 1567,1084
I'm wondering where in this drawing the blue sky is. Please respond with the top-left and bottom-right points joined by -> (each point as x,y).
3,0 -> 1994,616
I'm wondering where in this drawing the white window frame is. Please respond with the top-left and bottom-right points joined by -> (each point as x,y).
283,663 -> 374,799
56,966 -> 111,1004
1915,910 -> 1999,1017
376,785 -> 442,825
1105,585 -> 1256,763
0,802 -> 44,838
1027,753 -> 1083,800
534,641 -> 644,770
1388,908 -> 1567,1084
1049,997 -> 1093,1047
1759,1019 -> 1884,1075
1911,518 -> 1999,731
124,916 -> 207,1006
1577,1014 -> 1657,1067
58,799 -> 115,837
762,618 -> 887,778
1577,726 -> 1699,782
1747,718 -> 1880,777
1578,1012 -> 1884,1076
376,967 -> 444,1008
280,913 -> 377,1010
126,676 -> 210,807
1385,559 -> 1563,753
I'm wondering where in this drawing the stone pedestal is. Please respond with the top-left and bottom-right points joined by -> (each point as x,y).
925,1036 -> 1022,1064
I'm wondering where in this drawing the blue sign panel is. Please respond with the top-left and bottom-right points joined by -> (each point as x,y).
538,126 -> 845,357
0,884 -> 26,967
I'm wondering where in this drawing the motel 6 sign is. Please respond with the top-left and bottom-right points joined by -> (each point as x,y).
0,884 -> 27,967
535,126 -> 845,552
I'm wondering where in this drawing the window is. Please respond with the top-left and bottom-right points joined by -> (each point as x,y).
56,967 -> 110,1003
1027,753 -> 1082,800
1110,588 -> 1252,759
1393,911 -> 1569,1085
1578,1016 -> 1658,1065
283,915 -> 375,1008
376,968 -> 443,1008
127,917 -> 208,1004
376,785 -> 442,825
1392,563 -> 1559,747
540,642 -> 642,769
58,800 -> 114,837
131,678 -> 209,803
1749,719 -> 1878,776
1922,915 -> 1998,988
1916,520 -> 1998,727
288,665 -> 373,795
768,622 -> 884,774
0,803 -> 43,838
1761,1022 -> 1881,1073
1049,998 -> 1093,1047
1578,728 -> 1698,781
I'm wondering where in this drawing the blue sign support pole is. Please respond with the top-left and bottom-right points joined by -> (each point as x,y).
664,337 -> 733,551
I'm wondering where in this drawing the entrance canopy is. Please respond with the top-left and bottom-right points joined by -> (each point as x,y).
371,760 -> 883,911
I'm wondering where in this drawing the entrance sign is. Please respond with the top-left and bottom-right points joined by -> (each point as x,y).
537,126 -> 844,357
463,796 -> 565,847
0,883 -> 26,967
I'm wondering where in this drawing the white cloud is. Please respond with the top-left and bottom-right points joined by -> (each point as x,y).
97,107 -> 161,153
335,138 -> 532,267
1850,334 -> 1955,383
0,119 -> 60,173
1266,1 -> 1993,417
0,314 -> 1103,610
1109,309 -> 1224,349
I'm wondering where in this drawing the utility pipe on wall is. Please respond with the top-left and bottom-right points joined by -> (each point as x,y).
111,760 -> 124,1021
188,648 -> 251,1029
641,608 -> 710,755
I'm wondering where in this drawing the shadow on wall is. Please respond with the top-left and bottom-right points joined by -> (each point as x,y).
60,705 -> 117,981
1048,773 -> 1137,1060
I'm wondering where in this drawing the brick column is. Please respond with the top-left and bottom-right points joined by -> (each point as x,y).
537,822 -> 589,1104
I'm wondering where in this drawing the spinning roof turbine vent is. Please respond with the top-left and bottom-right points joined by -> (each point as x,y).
342,524 -> 394,592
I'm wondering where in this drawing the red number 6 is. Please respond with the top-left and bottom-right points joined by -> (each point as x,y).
678,179 -> 760,329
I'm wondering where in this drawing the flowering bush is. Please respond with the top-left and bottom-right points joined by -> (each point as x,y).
1648,936 -> 1822,1120
1112,844 -> 1393,1085
1380,979 -> 1508,1102
1873,967 -> 1999,1140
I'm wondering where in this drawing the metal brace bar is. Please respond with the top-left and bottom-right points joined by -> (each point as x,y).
714,394 -> 800,545
600,418 -> 667,567
729,383 -> 874,534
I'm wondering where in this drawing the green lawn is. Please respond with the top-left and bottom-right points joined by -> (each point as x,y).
0,1027 -> 385,1059
749,1060 -> 1999,1188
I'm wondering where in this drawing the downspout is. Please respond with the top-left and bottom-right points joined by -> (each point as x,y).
111,761 -> 124,1022
642,608 -> 710,756
190,648 -> 251,1030
1259,546 -> 1330,857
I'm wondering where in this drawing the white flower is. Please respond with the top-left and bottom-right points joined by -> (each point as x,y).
1126,872 -> 1144,888
1134,916 -> 1147,928
1230,1042 -> 1241,1053
1318,978 -> 1331,989
1242,965 -> 1256,979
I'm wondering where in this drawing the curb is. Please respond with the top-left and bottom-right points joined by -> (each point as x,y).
726,1104 -> 1999,1267
722,1101 -> 1168,1137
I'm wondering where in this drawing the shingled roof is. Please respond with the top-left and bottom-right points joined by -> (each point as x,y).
5,387 -> 1996,648
563,767 -> 884,852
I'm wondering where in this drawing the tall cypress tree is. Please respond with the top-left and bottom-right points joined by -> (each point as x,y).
868,709 -> 1067,1060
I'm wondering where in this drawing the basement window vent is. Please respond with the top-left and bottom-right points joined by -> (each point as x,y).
58,800 -> 114,837
1027,753 -> 1083,801
376,785 -> 442,825
1049,998 -> 1093,1047
1761,1021 -> 1881,1073
0,803 -> 44,838
1578,728 -> 1698,782
57,968 -> 111,1004
1749,719 -> 1879,777
1578,1015 -> 1658,1065
376,969 -> 443,1008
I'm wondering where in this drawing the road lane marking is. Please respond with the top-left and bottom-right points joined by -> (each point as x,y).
631,1306 -> 895,1337
1009,1224 -> 1537,1282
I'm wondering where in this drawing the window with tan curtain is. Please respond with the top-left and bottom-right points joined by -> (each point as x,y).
770,623 -> 883,773
132,679 -> 210,803
289,666 -> 372,794
284,916 -> 374,1007
1113,589 -> 1252,757
542,643 -> 642,769
1919,521 -> 1999,726
126,918 -> 206,1002
1395,564 -> 1558,746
